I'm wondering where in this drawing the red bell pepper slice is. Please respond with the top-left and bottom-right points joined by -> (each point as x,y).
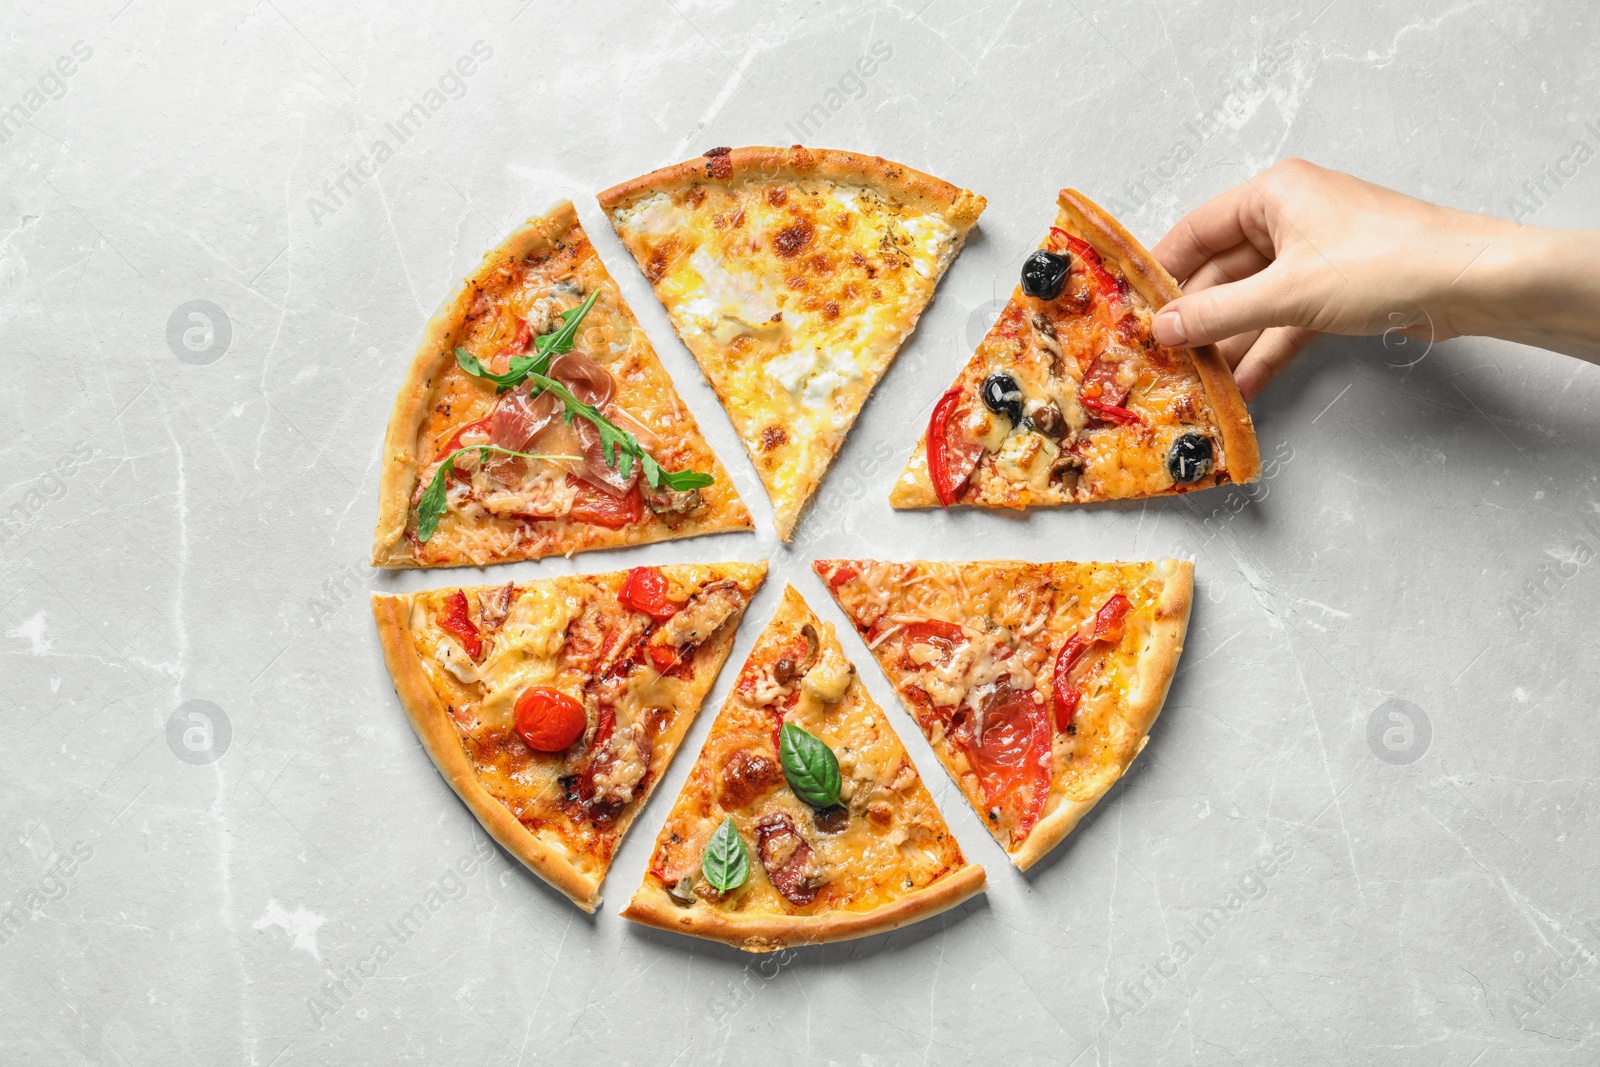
437,590 -> 482,660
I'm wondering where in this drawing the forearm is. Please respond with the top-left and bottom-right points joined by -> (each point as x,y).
1441,223 -> 1600,361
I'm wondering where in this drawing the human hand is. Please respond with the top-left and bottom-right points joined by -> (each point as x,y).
1150,158 -> 1528,401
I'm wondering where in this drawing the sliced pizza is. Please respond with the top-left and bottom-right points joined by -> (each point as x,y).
814,558 -> 1192,869
372,201 -> 751,569
599,146 -> 986,540
622,585 -> 984,951
891,189 -> 1259,510
372,562 -> 766,911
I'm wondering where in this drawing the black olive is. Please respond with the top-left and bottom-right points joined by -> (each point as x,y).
981,372 -> 1024,426
1020,250 -> 1071,300
1167,433 -> 1214,484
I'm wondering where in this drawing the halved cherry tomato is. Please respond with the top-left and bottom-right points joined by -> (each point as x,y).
568,478 -> 643,528
619,566 -> 678,620
1093,594 -> 1132,643
514,686 -> 586,752
1052,634 -> 1089,731
437,590 -> 482,659
955,684 -> 1051,844
1049,227 -> 1125,303
499,316 -> 532,358
926,386 -> 981,507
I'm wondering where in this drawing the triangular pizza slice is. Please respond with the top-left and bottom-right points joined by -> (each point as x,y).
599,147 -> 985,540
622,585 -> 984,951
814,558 -> 1192,869
372,562 -> 766,911
891,189 -> 1259,510
372,201 -> 751,569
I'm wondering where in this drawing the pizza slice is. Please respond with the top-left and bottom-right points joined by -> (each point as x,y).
814,558 -> 1192,869
622,585 -> 984,951
372,562 -> 766,911
599,147 -> 986,540
372,201 -> 751,569
891,189 -> 1260,510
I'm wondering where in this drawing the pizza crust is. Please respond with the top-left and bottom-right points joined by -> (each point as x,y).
889,190 -> 1260,509
1009,559 -> 1194,870
371,200 -> 751,569
621,862 -> 986,953
599,147 -> 985,540
371,593 -> 604,910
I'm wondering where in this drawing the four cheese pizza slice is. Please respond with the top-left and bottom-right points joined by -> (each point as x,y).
891,190 -> 1260,511
622,585 -> 984,951
372,201 -> 751,569
372,562 -> 766,910
814,558 -> 1192,869
599,147 -> 986,540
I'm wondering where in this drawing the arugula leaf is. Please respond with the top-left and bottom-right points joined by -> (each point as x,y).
415,444 -> 580,543
525,372 -> 715,493
701,817 -> 749,893
455,289 -> 601,393
779,723 -> 843,809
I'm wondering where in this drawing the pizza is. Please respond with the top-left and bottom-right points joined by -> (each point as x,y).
622,586 -> 985,951
814,558 -> 1192,869
890,189 -> 1259,510
371,201 -> 750,569
598,146 -> 986,540
372,562 -> 766,910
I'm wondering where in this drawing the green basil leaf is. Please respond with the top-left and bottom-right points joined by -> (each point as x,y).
701,816 -> 748,892
779,723 -> 843,808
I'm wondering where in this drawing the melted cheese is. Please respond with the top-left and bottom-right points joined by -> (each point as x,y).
609,177 -> 972,536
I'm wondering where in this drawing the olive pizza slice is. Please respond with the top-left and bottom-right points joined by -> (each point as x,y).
622,585 -> 985,952
372,562 -> 766,911
815,558 -> 1192,870
890,189 -> 1259,511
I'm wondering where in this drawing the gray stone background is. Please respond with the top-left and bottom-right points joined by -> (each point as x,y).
3,0 -> 1599,1063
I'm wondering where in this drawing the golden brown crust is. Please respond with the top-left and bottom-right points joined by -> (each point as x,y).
1056,190 -> 1261,487
621,861 -> 986,953
371,593 -> 602,910
1009,559 -> 1193,870
597,146 -> 986,226
371,201 -> 751,569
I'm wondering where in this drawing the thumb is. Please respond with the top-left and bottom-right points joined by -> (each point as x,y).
1152,268 -> 1306,348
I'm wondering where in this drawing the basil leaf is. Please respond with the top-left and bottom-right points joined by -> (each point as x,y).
779,723 -> 843,808
701,816 -> 748,892
455,289 -> 602,393
414,444 -> 581,543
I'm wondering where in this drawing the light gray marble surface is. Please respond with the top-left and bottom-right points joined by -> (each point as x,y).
4,0 -> 1600,1063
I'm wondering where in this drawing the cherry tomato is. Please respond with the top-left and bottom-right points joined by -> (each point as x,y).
619,566 -> 678,620
1093,594 -> 1132,644
926,386 -> 982,507
514,686 -> 587,752
568,478 -> 643,528
437,590 -> 482,659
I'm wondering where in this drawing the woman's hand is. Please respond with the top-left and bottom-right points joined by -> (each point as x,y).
1150,158 -> 1600,400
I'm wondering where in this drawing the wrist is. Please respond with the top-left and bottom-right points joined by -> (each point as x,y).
1440,222 -> 1600,356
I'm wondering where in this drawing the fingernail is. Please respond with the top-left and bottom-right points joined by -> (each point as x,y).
1153,309 -> 1188,347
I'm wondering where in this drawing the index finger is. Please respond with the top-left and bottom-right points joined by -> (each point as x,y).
1151,180 -> 1272,284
